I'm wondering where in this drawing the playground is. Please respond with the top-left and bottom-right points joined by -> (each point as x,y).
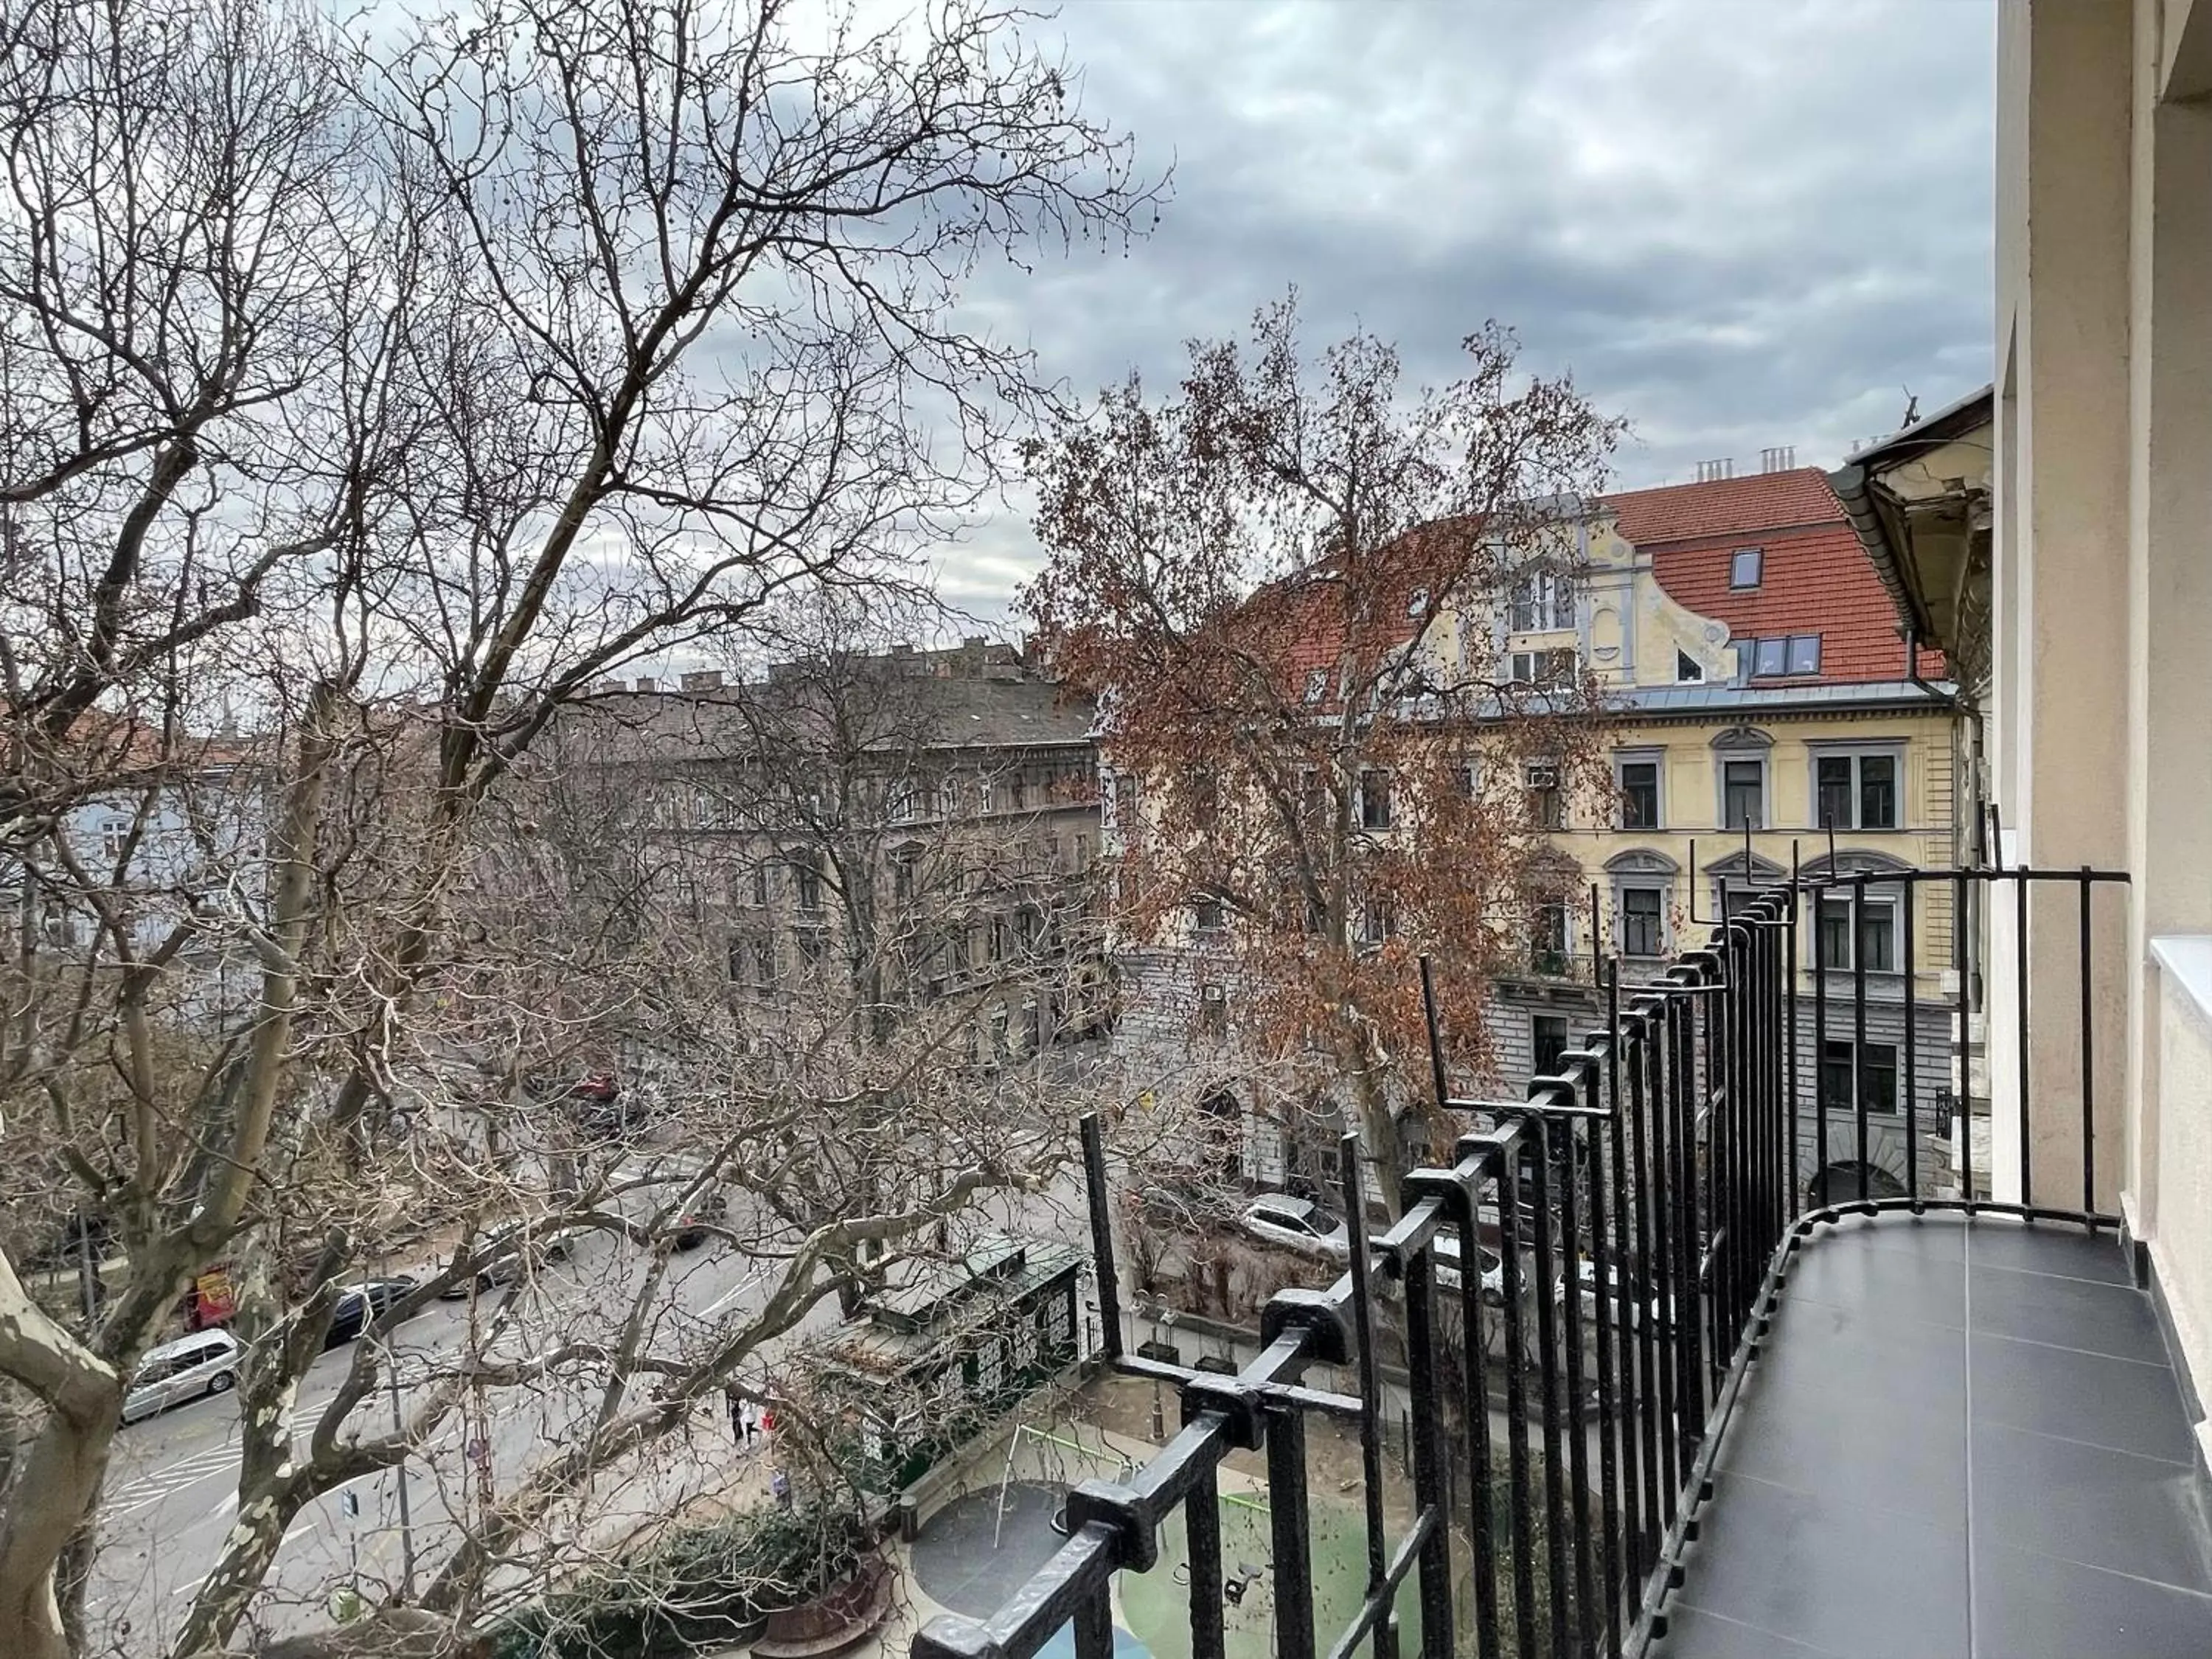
906,1408 -> 1433,1659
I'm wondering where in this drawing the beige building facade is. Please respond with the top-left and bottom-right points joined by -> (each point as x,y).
1969,0 -> 2212,1464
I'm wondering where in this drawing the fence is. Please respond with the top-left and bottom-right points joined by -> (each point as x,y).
912,863 -> 2126,1659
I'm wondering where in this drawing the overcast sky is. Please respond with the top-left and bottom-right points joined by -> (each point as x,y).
934,0 -> 1994,619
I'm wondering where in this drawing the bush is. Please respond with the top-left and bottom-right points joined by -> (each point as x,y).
487,1503 -> 869,1659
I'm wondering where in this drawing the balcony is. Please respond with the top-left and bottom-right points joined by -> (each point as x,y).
1651,1214 -> 2208,1658
913,866 -> 2212,1659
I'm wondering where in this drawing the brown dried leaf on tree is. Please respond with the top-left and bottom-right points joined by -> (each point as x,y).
1025,296 -> 1622,1200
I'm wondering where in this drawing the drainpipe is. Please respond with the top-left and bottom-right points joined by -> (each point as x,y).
1903,624 -> 1948,700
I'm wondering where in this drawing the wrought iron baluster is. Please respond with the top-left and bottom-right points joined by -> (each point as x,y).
2080,867 -> 2097,1218
1267,1402 -> 1317,1659
1904,880 -> 1921,1206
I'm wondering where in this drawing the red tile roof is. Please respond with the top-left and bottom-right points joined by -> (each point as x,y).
1607,469 -> 1945,684
1606,467 -> 1843,546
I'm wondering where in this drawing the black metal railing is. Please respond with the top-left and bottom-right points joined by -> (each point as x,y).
912,861 -> 2126,1659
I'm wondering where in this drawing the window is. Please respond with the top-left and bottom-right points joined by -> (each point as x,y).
1197,981 -> 1228,1035
1722,758 -> 1765,830
1814,752 -> 1899,831
1820,1040 -> 1899,1115
792,855 -> 823,913
752,937 -> 776,993
1302,667 -> 1329,705
1530,898 -> 1570,975
1455,762 -> 1480,800
1676,650 -> 1705,684
1749,634 -> 1822,678
1073,832 -> 1091,871
1815,892 -> 1899,973
1108,775 -> 1133,830
750,865 -> 771,908
1358,770 -> 1392,830
1618,758 -> 1660,830
1730,547 -> 1764,589
1010,773 -> 1030,811
794,926 -> 827,967
1509,568 -> 1576,631
892,851 -> 917,904
1192,895 -> 1225,934
99,818 -> 131,860
1359,898 -> 1391,948
1188,772 -> 1220,830
1532,1015 -> 1571,1076
1526,762 -> 1563,830
1620,887 -> 1665,958
1509,648 -> 1578,686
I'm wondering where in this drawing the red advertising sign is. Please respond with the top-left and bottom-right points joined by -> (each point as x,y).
191,1266 -> 237,1328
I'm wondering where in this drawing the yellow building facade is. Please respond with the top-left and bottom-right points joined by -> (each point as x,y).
1488,471 -> 1969,1205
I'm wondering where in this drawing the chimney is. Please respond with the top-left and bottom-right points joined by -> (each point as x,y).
681,669 -> 724,692
1693,457 -> 1736,484
1759,445 -> 1796,473
634,675 -> 657,694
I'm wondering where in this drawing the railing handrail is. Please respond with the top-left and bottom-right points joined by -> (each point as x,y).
914,863 -> 2128,1659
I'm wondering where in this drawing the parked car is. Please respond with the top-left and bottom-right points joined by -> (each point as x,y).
673,1191 -> 728,1251
524,1067 -> 619,1104
1237,1194 -> 1351,1263
1566,1258 -> 1674,1334
575,1093 -> 647,1141
325,1277 -> 418,1349
437,1230 -> 573,1299
121,1329 -> 242,1425
1432,1234 -> 1507,1303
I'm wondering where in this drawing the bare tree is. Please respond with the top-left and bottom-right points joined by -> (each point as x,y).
0,1 -> 1155,1654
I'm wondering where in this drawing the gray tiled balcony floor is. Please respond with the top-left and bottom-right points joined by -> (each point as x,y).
1650,1214 -> 2212,1659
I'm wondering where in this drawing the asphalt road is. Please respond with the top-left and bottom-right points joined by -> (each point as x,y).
87,1159 -> 1095,1655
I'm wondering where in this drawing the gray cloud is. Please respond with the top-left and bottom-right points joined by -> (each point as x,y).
933,0 -> 1993,621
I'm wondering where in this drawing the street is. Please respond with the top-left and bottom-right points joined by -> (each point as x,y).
88,1157 -> 1094,1655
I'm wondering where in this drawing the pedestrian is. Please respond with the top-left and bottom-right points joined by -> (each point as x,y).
771,1468 -> 792,1509
741,1405 -> 760,1447
726,1387 -> 745,1443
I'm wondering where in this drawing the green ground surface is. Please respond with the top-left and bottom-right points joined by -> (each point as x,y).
1117,1492 -> 1427,1659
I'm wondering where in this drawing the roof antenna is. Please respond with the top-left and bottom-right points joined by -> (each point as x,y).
1899,387 -> 1921,428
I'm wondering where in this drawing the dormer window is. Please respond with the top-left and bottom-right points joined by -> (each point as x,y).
1731,547 -> 1764,589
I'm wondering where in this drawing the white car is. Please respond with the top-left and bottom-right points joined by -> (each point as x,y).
1433,1234 -> 1507,1302
121,1329 -> 242,1425
1565,1259 -> 1674,1335
1237,1195 -> 1351,1263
